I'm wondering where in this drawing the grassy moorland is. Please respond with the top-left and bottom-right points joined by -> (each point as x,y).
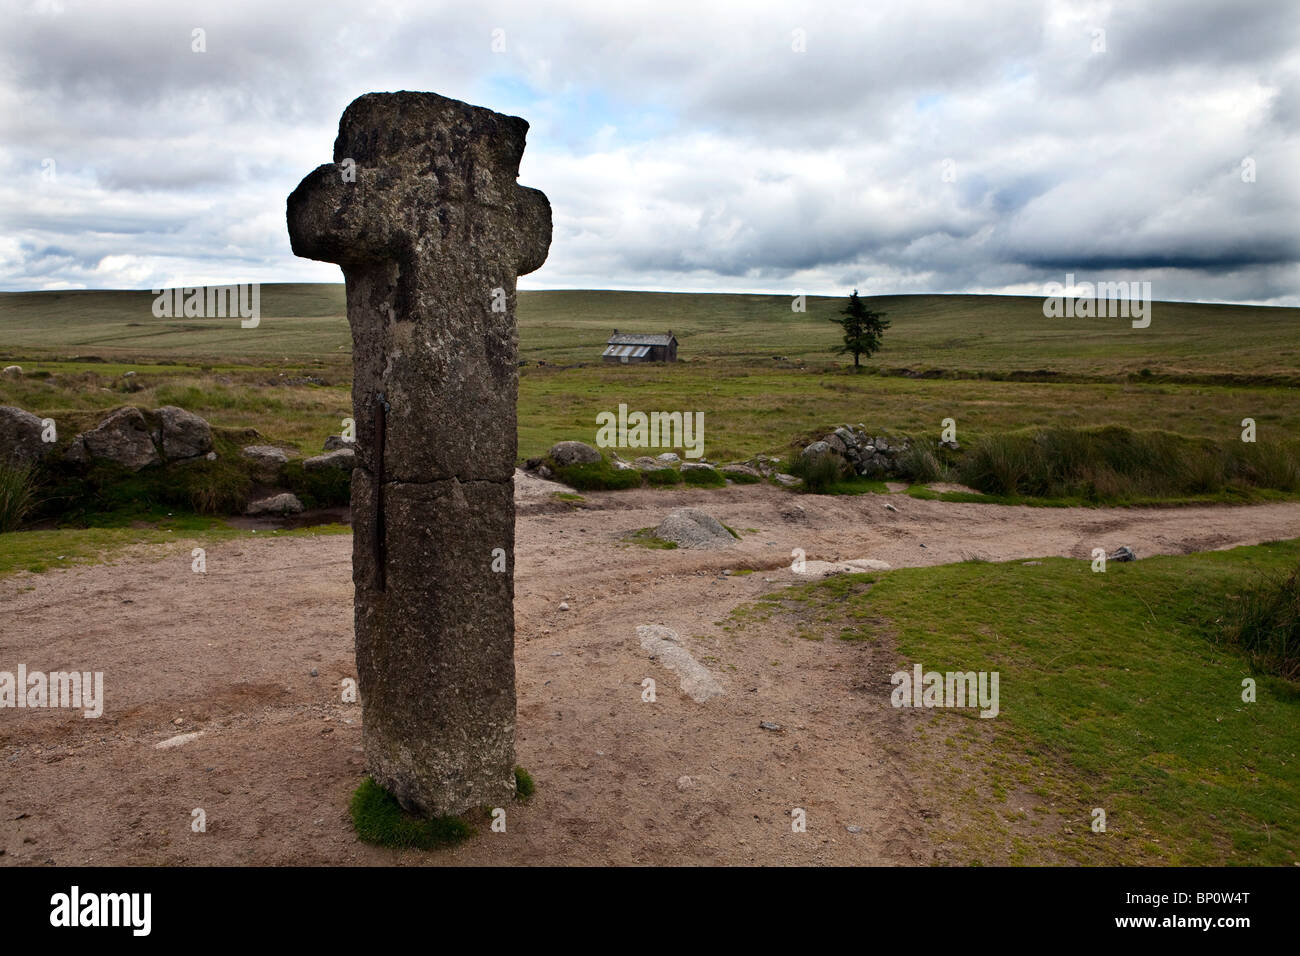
734,540 -> 1300,865
0,285 -> 1297,501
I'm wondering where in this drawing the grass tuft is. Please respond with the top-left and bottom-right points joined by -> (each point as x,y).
514,765 -> 536,800
349,777 -> 475,850
681,465 -> 726,487
1219,561 -> 1300,680
0,463 -> 37,532
549,455 -> 643,491
644,467 -> 681,486
789,451 -> 848,493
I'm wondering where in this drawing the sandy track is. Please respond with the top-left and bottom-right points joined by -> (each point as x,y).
3,483 -> 1299,866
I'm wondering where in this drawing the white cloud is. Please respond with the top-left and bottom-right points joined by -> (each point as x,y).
1,0 -> 1296,303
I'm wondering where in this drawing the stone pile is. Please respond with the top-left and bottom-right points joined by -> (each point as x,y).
799,424 -> 943,479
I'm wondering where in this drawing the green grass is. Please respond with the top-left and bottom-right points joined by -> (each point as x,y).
681,464 -> 725,487
4,285 -> 1299,510
0,521 -> 349,578
721,468 -> 762,484
349,777 -> 474,850
1219,561 -> 1300,680
959,426 -> 1300,502
514,765 -> 536,800
0,463 -> 36,532
623,528 -> 678,549
548,454 -> 643,491
4,287 -> 1297,381
643,467 -> 681,487
744,542 -> 1300,865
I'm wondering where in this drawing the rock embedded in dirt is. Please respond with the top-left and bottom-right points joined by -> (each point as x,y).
636,624 -> 724,703
2,365 -> 22,379
653,508 -> 736,549
1108,545 -> 1137,562
245,492 -> 304,516
548,440 -> 601,467
795,558 -> 892,577
721,463 -> 762,480
773,473 -> 799,487
0,406 -> 54,468
303,447 -> 356,471
323,435 -> 353,451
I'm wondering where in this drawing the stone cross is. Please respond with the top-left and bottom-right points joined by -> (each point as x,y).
286,92 -> 551,817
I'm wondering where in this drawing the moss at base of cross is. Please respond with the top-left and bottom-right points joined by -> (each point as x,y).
350,767 -> 537,850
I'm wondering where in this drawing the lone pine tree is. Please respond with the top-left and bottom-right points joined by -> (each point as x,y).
830,290 -> 889,368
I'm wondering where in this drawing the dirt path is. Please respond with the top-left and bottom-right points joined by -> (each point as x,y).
4,483 -> 1300,866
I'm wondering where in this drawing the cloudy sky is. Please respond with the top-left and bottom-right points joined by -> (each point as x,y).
2,0 -> 1297,303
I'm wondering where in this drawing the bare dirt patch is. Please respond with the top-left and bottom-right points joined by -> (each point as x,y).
4,484 -> 1300,865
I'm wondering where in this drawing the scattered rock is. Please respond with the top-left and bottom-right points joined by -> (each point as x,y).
846,825 -> 863,834
637,624 -> 724,703
1108,545 -> 1137,562
653,508 -> 735,549
1,366 -> 21,379
245,492 -> 303,516
676,775 -> 695,791
0,406 -> 53,467
73,407 -> 160,471
323,435 -> 354,451
548,440 -> 601,467
154,732 -> 202,750
559,601 -> 570,611
759,721 -> 783,732
241,445 -> 289,482
721,463 -> 762,480
303,447 -> 355,471
772,473 -> 800,487
656,452 -> 681,464
800,440 -> 833,463
155,405 -> 213,461
884,503 -> 898,512
795,558 -> 892,577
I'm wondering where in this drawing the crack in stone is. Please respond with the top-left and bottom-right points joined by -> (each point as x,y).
286,90 -> 551,817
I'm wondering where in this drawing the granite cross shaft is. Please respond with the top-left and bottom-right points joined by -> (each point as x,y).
287,91 -> 551,816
